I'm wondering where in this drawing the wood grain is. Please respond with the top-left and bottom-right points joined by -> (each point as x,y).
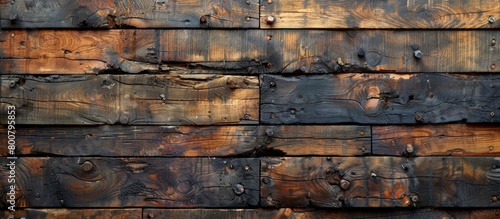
261,73 -> 500,124
261,0 -> 500,29
1,209 -> 141,219
0,0 -> 259,29
261,157 -> 500,208
0,157 -> 259,208
2,30 -> 499,74
373,124 -> 500,156
143,208 -> 500,219
0,74 -> 259,125
0,125 -> 370,156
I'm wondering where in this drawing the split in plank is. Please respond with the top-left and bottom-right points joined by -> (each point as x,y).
0,74 -> 259,125
261,0 -> 500,29
373,124 -> 500,156
1,30 -> 499,74
0,209 -> 141,219
261,73 -> 500,124
0,0 -> 259,29
261,157 -> 500,208
0,157 -> 259,208
0,125 -> 370,157
143,208 -> 500,219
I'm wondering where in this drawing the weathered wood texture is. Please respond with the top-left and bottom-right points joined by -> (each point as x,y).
261,0 -> 500,29
0,125 -> 370,157
0,0 -> 259,29
1,208 -> 141,219
373,124 -> 500,156
261,157 -> 500,208
0,157 -> 259,208
143,208 -> 500,219
1,30 -> 499,74
0,74 -> 259,125
261,74 -> 500,124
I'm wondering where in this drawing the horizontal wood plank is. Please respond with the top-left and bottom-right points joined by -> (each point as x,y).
373,124 -> 500,156
1,209 -> 141,219
261,0 -> 500,29
0,125 -> 370,156
261,74 -> 500,124
1,30 -> 499,74
0,0 -> 259,29
0,157 -> 259,208
143,208 -> 500,219
0,74 -> 259,125
261,157 -> 500,208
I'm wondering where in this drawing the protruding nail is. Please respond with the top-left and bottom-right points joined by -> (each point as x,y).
81,161 -> 93,172
232,183 -> 245,195
290,109 -> 296,115
491,64 -> 496,70
488,15 -> 496,24
371,172 -> 377,178
244,165 -> 250,171
340,179 -> 350,190
268,0 -> 273,4
414,112 -> 424,122
406,144 -> 414,154
491,112 -> 495,117
266,128 -> 274,136
411,194 -> 419,203
357,48 -> 365,57
244,113 -> 250,120
492,39 -> 497,46
492,195 -> 498,202
414,50 -> 423,59
265,15 -> 275,25
245,0 -> 250,5
9,81 -> 16,88
245,17 -> 251,22
9,14 -> 17,22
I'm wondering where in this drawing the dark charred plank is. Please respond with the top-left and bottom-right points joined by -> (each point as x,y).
261,74 -> 500,124
0,157 -> 259,208
1,30 -> 499,74
261,157 -> 500,208
0,0 -> 259,29
1,208 -> 141,219
0,74 -> 259,125
373,124 -> 500,156
0,125 -> 370,156
261,0 -> 500,29
143,208 -> 500,219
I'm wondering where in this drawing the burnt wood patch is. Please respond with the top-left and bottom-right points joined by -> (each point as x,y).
0,125 -> 370,157
261,157 -> 500,208
0,157 -> 259,208
0,0 -> 259,29
1,209 -> 141,219
373,124 -> 500,156
261,74 -> 500,124
0,74 -> 259,125
261,0 -> 500,29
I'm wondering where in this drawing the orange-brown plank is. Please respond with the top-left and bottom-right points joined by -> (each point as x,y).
0,74 -> 259,125
261,0 -> 500,29
373,124 -> 500,156
1,209 -> 141,219
0,0 -> 259,29
261,157 -> 500,208
0,125 -> 370,156
0,157 -> 259,208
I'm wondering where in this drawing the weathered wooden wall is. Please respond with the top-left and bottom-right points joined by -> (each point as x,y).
1,0 -> 500,218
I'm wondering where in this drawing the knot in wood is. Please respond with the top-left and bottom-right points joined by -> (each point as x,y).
340,179 -> 350,190
326,167 -> 342,185
232,183 -> 245,195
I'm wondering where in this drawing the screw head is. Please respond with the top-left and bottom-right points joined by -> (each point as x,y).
265,15 -> 275,24
411,195 -> 419,203
488,15 -> 496,24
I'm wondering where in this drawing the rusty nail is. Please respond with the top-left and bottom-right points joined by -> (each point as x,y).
491,112 -> 495,117
406,144 -> 414,154
492,196 -> 498,202
81,161 -> 93,172
428,92 -> 434,98
244,165 -> 250,171
11,33 -> 15,38
269,81 -> 276,87
266,128 -> 274,136
357,48 -> 365,57
262,177 -> 270,184
265,15 -> 275,24
491,64 -> 496,70
411,195 -> 419,203
232,183 -> 245,195
268,0 -> 273,4
245,17 -> 251,22
245,0 -> 250,5
489,146 -> 494,151
371,172 -> 377,178
340,179 -> 350,190
244,113 -> 250,120
266,35 -> 272,40
492,39 -> 497,46
267,164 -> 272,170
266,63 -> 273,68
200,16 -> 207,23
414,50 -> 423,59
9,13 -> 17,22
9,80 -> 16,88
414,112 -> 424,122
488,15 -> 496,24
359,131 -> 365,136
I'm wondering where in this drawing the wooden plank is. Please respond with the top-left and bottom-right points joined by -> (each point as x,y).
1,209 -> 141,219
373,124 -> 500,156
0,0 -> 259,29
261,73 -> 500,124
0,157 -> 259,208
143,208 -> 500,219
0,125 -> 370,156
2,30 -> 499,74
261,157 -> 500,208
0,74 -> 259,125
261,0 -> 500,29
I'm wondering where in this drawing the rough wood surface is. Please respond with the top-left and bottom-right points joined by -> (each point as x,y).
373,124 -> 500,156
0,74 -> 259,125
0,157 -> 259,208
143,208 -> 500,219
0,0 -> 259,29
1,209 -> 141,219
0,125 -> 370,157
1,30 -> 499,74
261,74 -> 500,124
261,0 -> 500,29
261,157 -> 500,208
